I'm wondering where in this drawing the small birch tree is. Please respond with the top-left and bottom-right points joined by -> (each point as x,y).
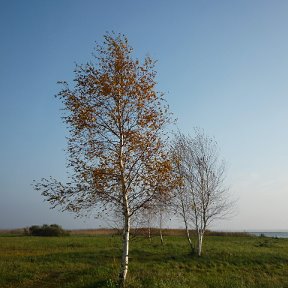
34,33 -> 174,287
172,129 -> 232,256
171,138 -> 195,252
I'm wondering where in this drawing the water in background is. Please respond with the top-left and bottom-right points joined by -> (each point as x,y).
249,232 -> 288,238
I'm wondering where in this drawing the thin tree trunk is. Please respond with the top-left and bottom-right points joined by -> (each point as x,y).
148,226 -> 151,242
184,219 -> 194,252
160,228 -> 164,245
118,209 -> 130,287
197,232 -> 203,256
180,194 -> 194,252
159,209 -> 164,245
147,215 -> 152,242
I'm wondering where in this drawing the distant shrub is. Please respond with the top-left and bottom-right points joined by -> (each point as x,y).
28,224 -> 69,236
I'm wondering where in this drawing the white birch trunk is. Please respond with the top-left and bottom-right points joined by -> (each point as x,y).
118,130 -> 130,287
197,232 -> 203,256
118,207 -> 130,287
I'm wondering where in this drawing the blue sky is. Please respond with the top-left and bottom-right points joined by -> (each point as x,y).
1,0 -> 288,230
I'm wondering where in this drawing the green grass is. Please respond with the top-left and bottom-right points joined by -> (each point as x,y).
0,234 -> 287,287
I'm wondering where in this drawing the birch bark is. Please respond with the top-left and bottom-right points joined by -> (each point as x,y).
119,202 -> 130,287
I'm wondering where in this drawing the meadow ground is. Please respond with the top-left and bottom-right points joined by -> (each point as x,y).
0,232 -> 287,288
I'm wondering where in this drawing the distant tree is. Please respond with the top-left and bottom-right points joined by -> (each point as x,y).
155,192 -> 172,245
138,186 -> 172,245
172,129 -> 232,256
34,33 -> 175,287
136,206 -> 156,242
28,224 -> 68,236
157,202 -> 166,245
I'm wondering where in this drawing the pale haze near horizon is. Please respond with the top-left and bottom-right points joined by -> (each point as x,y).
0,0 -> 287,231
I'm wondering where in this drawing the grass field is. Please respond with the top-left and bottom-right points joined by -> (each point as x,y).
0,233 -> 288,288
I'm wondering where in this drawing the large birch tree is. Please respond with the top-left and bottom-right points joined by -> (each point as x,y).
34,33 -> 174,287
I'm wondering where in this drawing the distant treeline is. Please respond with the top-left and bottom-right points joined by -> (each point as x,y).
70,228 -> 251,237
131,228 -> 251,237
0,227 -> 251,237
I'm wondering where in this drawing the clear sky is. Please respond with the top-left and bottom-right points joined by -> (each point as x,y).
1,0 -> 288,231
